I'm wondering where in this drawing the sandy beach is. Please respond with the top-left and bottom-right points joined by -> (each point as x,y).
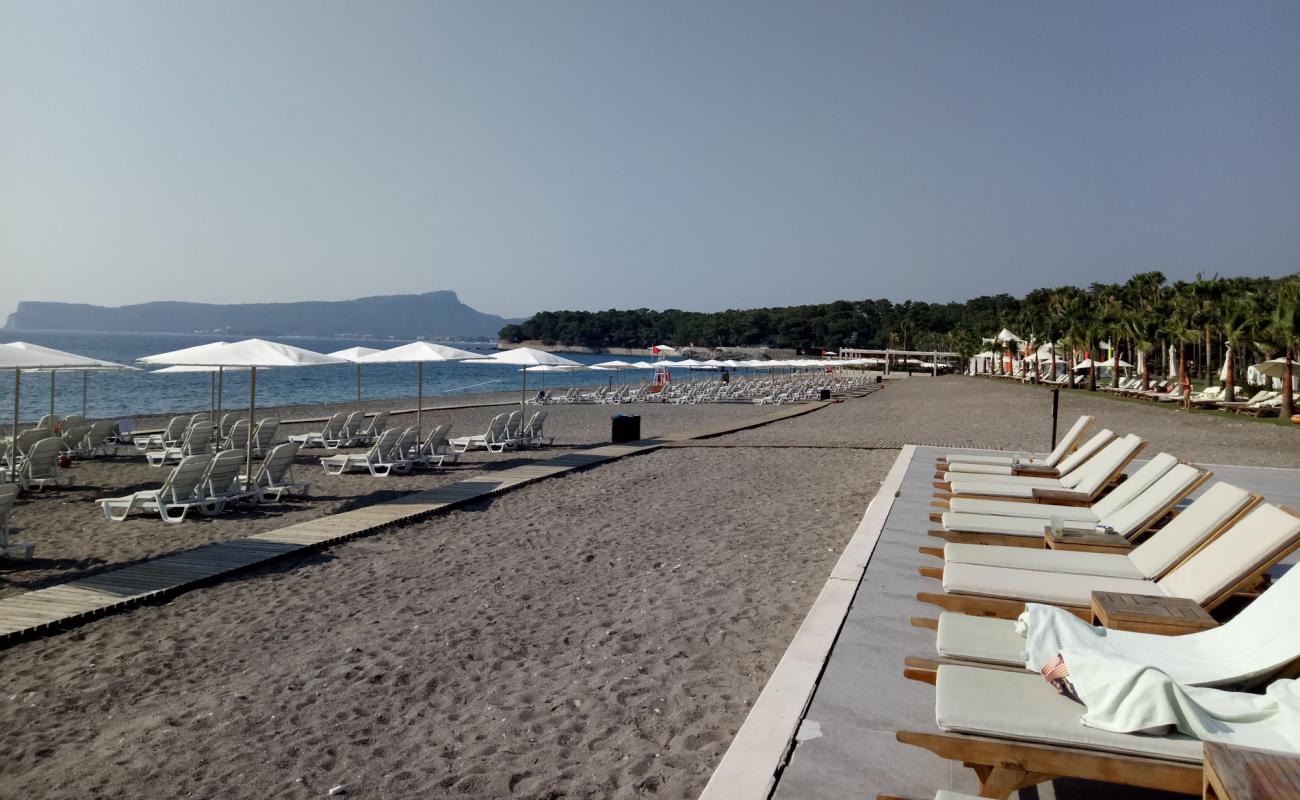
2,376 -> 1298,799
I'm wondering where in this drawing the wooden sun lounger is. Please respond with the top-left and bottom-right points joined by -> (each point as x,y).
916,505 -> 1300,621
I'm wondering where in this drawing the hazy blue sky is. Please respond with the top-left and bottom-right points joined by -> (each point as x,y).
3,1 -> 1299,321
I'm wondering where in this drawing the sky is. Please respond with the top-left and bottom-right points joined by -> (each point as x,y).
3,1 -> 1299,322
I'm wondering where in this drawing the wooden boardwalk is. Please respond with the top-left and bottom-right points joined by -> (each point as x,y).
0,400 -> 831,645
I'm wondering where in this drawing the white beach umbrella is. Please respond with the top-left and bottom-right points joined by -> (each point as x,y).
1252,358 -> 1300,382
6,341 -> 139,419
2,344 -> 112,480
142,338 -> 346,487
358,341 -> 480,436
591,360 -> 634,370
466,347 -> 584,415
329,346 -> 383,404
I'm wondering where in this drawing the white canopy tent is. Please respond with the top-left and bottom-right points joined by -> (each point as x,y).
141,339 -> 347,488
358,342 -> 480,436
328,346 -> 383,404
1074,357 -> 1133,371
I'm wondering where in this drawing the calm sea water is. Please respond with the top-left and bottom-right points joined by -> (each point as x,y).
0,332 -> 629,423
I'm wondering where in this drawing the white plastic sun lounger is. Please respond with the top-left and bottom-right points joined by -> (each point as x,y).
929,503 -> 1300,617
240,442 -> 309,502
288,411 -> 347,448
940,482 -> 1258,579
319,428 -> 410,477
145,421 -> 213,466
16,438 -> 72,491
133,415 -> 188,452
939,415 -> 1095,472
931,562 -> 1300,686
935,456 -> 1204,545
98,453 -> 215,523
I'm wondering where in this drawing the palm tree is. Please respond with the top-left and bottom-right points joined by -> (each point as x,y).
1062,295 -> 1101,390
1126,315 -> 1162,391
1165,285 -> 1202,408
1269,278 -> 1300,419
1218,294 -> 1256,401
1091,283 -> 1127,388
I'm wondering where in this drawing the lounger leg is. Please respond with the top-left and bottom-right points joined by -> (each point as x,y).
972,765 -> 1051,798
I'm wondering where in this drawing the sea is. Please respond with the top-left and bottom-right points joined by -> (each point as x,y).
0,331 -> 630,424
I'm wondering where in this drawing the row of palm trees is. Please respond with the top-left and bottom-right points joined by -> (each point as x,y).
953,272 -> 1300,419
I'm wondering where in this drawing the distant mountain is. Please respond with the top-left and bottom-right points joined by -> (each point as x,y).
4,291 -> 522,339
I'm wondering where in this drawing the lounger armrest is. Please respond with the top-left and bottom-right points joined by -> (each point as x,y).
1031,487 -> 1091,503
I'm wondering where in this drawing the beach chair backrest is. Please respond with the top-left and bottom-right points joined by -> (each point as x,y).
1066,435 -> 1144,494
0,483 -> 17,519
61,423 -> 92,447
220,414 -> 240,438
484,414 -> 506,438
203,449 -> 245,497
322,412 -> 347,437
1157,504 -> 1300,604
340,410 -> 366,434
36,414 -> 56,429
16,429 -> 48,457
24,438 -> 62,478
367,428 -> 401,461
1039,415 -> 1093,467
1128,482 -> 1255,578
162,454 -> 214,504
183,422 -> 213,455
86,420 -> 115,447
1091,453 -> 1182,519
257,442 -> 300,485
190,413 -> 209,428
164,416 -> 188,441
390,428 -> 417,460
368,411 -> 389,435
254,418 -> 280,449
422,423 -> 448,452
1053,429 -> 1114,478
224,419 -> 250,448
503,411 -> 521,437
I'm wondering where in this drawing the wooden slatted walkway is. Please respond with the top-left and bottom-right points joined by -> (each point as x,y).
0,400 -> 832,645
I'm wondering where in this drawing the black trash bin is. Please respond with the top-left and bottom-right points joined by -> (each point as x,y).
819,388 -> 831,400
611,414 -> 641,443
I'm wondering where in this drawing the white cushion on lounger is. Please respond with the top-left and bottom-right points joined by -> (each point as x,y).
943,453 -> 1019,466
935,792 -> 984,800
947,498 -> 1100,523
1126,483 -> 1253,579
940,513 -> 1057,538
941,563 -> 1163,606
943,543 -> 1147,579
935,613 -> 1029,666
1155,504 -> 1300,604
945,461 -> 1019,475
934,665 -> 1203,763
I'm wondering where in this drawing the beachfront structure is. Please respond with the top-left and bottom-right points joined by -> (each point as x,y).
836,348 -> 959,376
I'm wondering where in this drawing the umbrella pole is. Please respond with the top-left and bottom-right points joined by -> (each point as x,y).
217,367 -> 224,429
82,371 -> 88,417
10,369 -> 19,481
210,373 -> 215,421
356,363 -> 362,405
417,362 -> 423,439
246,367 -> 256,490
50,371 -> 56,418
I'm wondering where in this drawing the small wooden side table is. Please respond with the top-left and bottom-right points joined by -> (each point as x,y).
1090,591 -> 1218,635
1204,741 -> 1300,799
1046,528 -> 1134,553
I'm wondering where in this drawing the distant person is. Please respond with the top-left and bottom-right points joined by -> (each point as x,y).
721,369 -> 730,384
